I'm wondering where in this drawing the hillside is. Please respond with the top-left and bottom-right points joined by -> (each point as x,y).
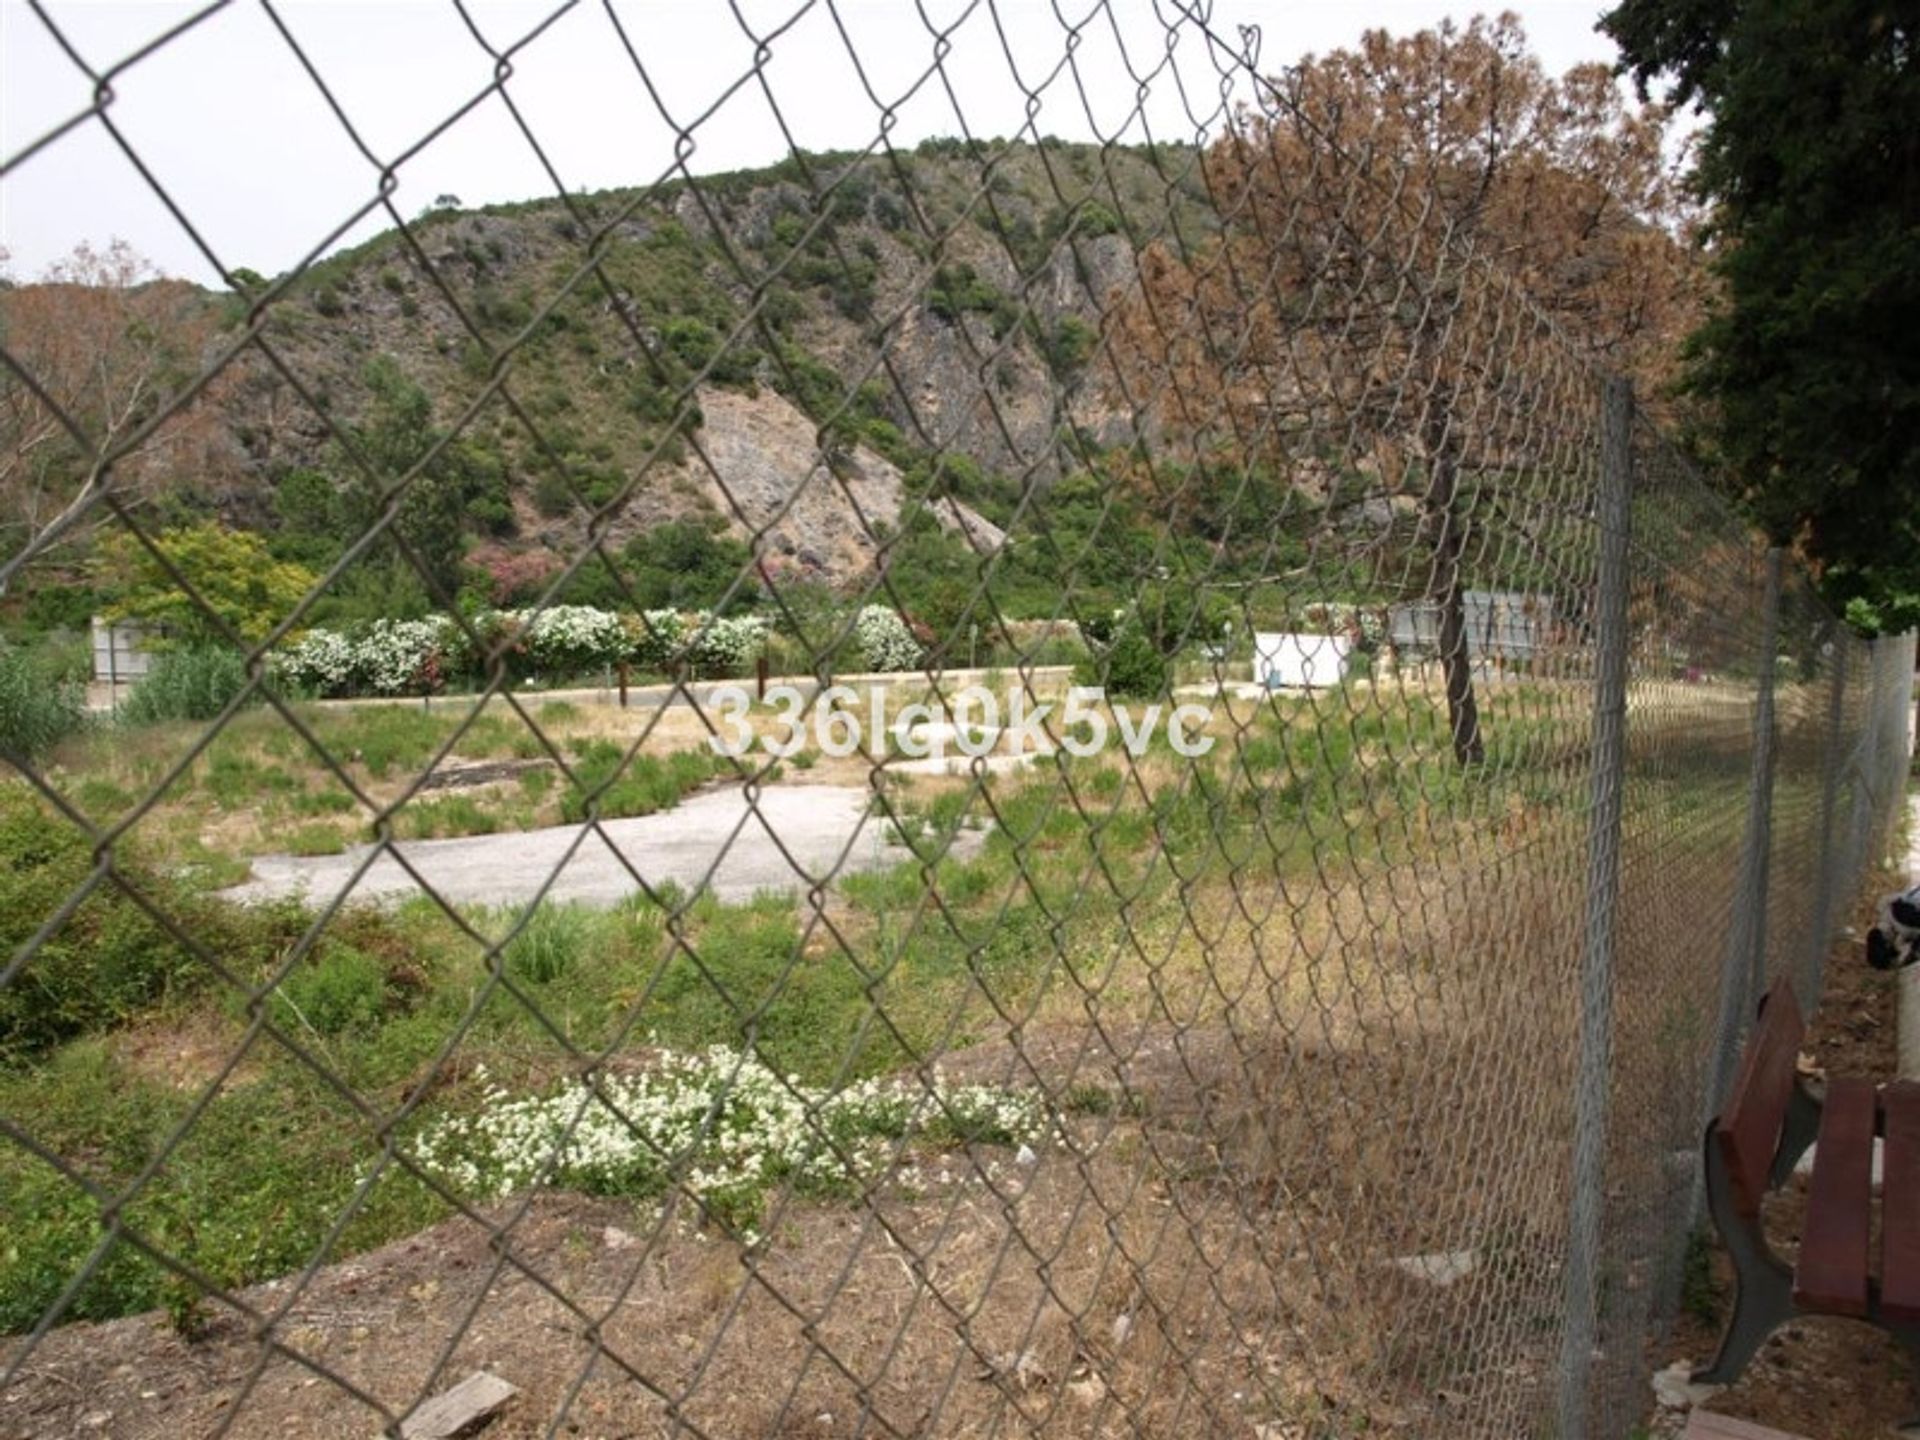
3,141 -> 1248,642
2,97 -> 1703,664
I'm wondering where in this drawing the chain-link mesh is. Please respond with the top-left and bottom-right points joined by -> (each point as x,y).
2,5 -> 1914,1439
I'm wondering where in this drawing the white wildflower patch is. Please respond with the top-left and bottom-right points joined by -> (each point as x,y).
407,1045 -> 1048,1234
274,616 -> 455,696
274,628 -> 355,694
355,618 -> 454,694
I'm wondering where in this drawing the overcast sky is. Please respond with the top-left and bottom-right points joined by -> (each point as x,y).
0,1 -> 1624,288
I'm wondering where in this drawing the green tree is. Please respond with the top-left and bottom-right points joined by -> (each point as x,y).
270,467 -> 343,568
334,357 -> 510,601
1603,0 -> 1920,630
98,522 -> 316,644
624,520 -> 754,611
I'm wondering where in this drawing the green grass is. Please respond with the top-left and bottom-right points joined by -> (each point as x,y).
397,793 -> 507,840
0,644 -> 86,761
289,786 -> 358,817
120,647 -> 252,726
305,706 -> 462,779
559,740 -> 727,823
286,823 -> 350,857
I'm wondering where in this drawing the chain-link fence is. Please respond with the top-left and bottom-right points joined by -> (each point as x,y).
2,4 -> 1914,1438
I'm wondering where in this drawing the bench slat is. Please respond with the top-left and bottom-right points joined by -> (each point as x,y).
1794,1077 -> 1875,1316
1715,981 -> 1806,1216
1883,1080 -> 1920,1322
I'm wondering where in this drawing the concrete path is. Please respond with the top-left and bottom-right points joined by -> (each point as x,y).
221,784 -> 985,911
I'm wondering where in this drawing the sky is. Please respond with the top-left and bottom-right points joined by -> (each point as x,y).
0,0 -> 1627,288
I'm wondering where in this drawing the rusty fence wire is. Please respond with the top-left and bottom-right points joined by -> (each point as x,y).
1,4 -> 1914,1439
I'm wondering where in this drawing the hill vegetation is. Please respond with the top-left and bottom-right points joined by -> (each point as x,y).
1,21 -> 1699,707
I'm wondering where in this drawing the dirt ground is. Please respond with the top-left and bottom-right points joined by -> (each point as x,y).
1652,867 -> 1917,1440
0,1027 -> 1392,1440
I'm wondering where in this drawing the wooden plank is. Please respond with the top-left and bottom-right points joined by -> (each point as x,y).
1685,1411 -> 1816,1440
398,1372 -> 518,1439
1794,1077 -> 1875,1316
1883,1079 -> 1920,1322
1715,981 -> 1806,1215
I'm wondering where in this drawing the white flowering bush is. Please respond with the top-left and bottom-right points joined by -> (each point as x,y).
275,628 -> 355,695
358,618 -> 455,694
408,1045 -> 1048,1238
854,604 -> 921,672
627,609 -> 688,670
276,618 -> 456,696
685,613 -> 768,673
1301,602 -> 1387,651
515,605 -> 630,674
274,603 -> 778,694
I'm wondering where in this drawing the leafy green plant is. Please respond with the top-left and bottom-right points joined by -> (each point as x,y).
97,523 -> 316,645
273,945 -> 388,1036
121,646 -> 253,725
0,645 -> 86,761
1077,625 -> 1168,699
0,787 -> 203,1059
1681,1226 -> 1722,1326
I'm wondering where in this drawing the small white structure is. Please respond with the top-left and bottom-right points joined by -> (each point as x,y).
1253,632 -> 1351,690
90,617 -> 156,708
91,617 -> 155,686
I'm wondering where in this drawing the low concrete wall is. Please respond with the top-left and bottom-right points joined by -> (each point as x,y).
259,665 -> 1080,716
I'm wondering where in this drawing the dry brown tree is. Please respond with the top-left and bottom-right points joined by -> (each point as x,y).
0,240 -> 232,595
1112,15 -> 1702,763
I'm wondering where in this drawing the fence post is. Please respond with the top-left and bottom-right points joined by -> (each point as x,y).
1840,638 -> 1893,958
1704,548 -> 1784,1111
1556,375 -> 1634,1440
1878,632 -> 1917,850
1806,632 -> 1849,1006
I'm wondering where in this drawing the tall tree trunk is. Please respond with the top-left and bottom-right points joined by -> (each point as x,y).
1422,381 -> 1484,767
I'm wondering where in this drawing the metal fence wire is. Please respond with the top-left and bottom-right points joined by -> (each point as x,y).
1,4 -> 1915,1439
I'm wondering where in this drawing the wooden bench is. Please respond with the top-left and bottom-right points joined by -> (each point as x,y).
1696,978 -> 1920,1416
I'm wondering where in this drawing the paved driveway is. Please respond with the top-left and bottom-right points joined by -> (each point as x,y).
222,784 -> 984,910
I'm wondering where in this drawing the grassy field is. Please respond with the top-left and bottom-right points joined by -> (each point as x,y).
0,671 -> 1769,1340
